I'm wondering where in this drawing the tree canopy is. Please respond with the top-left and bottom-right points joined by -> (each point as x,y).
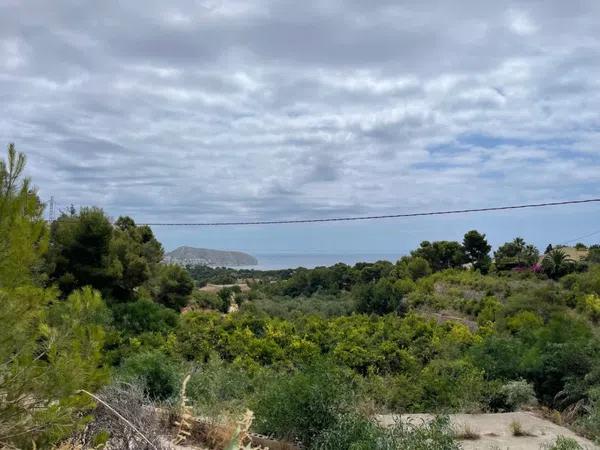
463,230 -> 492,273
47,210 -> 165,302
494,237 -> 540,270
0,145 -> 107,447
0,143 -> 47,288
411,240 -> 465,272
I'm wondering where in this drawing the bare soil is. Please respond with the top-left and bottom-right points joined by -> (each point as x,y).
198,283 -> 251,293
377,411 -> 598,449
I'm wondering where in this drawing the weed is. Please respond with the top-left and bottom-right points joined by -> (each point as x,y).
542,436 -> 583,450
454,423 -> 481,440
509,419 -> 535,437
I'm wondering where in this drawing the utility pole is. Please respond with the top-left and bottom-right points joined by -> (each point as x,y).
49,196 -> 55,222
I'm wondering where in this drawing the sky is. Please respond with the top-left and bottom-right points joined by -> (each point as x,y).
1,0 -> 600,255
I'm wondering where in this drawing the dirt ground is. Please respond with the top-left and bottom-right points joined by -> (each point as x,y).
165,411 -> 597,449
377,412 -> 598,449
198,283 -> 251,293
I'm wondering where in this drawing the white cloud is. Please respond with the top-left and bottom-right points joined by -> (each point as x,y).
0,0 -> 598,225
0,38 -> 26,70
507,9 -> 538,35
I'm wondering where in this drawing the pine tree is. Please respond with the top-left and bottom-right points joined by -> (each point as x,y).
0,144 -> 108,448
0,143 -> 48,288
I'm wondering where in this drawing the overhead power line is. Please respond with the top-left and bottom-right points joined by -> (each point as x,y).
135,197 -> 600,227
562,228 -> 600,245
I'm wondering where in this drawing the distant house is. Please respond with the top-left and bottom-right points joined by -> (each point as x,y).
539,246 -> 589,264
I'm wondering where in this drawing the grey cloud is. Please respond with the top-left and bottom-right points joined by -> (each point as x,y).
1,0 -> 600,222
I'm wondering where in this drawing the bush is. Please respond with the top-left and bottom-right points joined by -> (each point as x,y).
499,380 -> 536,411
217,285 -> 242,312
469,335 -> 526,381
241,292 -> 355,319
120,350 -> 183,400
576,387 -> 600,442
111,299 -> 179,335
190,290 -> 222,310
312,414 -> 461,450
381,374 -> 425,412
407,256 -> 432,280
578,294 -> 600,322
386,415 -> 461,450
311,413 -> 384,450
156,264 -> 194,310
544,436 -> 583,450
509,419 -> 533,437
251,360 -> 355,446
354,278 -> 406,315
419,359 -> 485,411
186,356 -> 271,414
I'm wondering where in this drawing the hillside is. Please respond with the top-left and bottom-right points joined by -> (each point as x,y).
5,144 -> 600,448
164,246 -> 258,267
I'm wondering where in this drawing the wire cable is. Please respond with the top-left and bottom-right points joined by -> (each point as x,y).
131,197 -> 600,226
562,228 -> 600,245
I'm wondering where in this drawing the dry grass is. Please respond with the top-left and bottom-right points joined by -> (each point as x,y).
538,406 -> 566,426
510,419 -> 535,437
190,410 -> 267,450
51,444 -> 85,450
75,383 -> 167,450
454,423 -> 481,440
173,374 -> 193,446
50,377 -> 294,450
170,408 -> 275,450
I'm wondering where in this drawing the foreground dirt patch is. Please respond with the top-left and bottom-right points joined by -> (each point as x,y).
377,412 -> 598,449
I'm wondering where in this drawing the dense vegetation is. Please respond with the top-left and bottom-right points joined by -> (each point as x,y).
2,143 -> 599,449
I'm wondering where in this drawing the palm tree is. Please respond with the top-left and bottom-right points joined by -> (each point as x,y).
514,237 -> 526,247
542,249 -> 574,279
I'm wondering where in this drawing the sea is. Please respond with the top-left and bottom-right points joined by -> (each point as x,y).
232,253 -> 402,270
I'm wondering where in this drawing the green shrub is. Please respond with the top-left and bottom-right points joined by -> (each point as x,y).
385,415 -> 461,450
419,359 -> 485,411
313,414 -> 461,450
395,278 -> 417,295
477,296 -> 503,324
578,294 -> 600,322
499,379 -> 536,411
241,293 -> 355,319
407,256 -> 432,280
251,360 -> 355,446
311,413 -> 384,450
187,356 -> 271,414
469,335 -> 526,381
576,387 -> 600,442
190,290 -> 222,310
354,278 -> 406,315
156,264 -> 194,310
120,350 -> 182,400
111,299 -> 179,335
544,436 -> 583,450
217,285 -> 242,312
365,373 -> 425,412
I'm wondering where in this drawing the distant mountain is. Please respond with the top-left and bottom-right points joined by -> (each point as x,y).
164,246 -> 258,267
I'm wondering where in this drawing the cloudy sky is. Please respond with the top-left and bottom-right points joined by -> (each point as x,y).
1,0 -> 600,255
